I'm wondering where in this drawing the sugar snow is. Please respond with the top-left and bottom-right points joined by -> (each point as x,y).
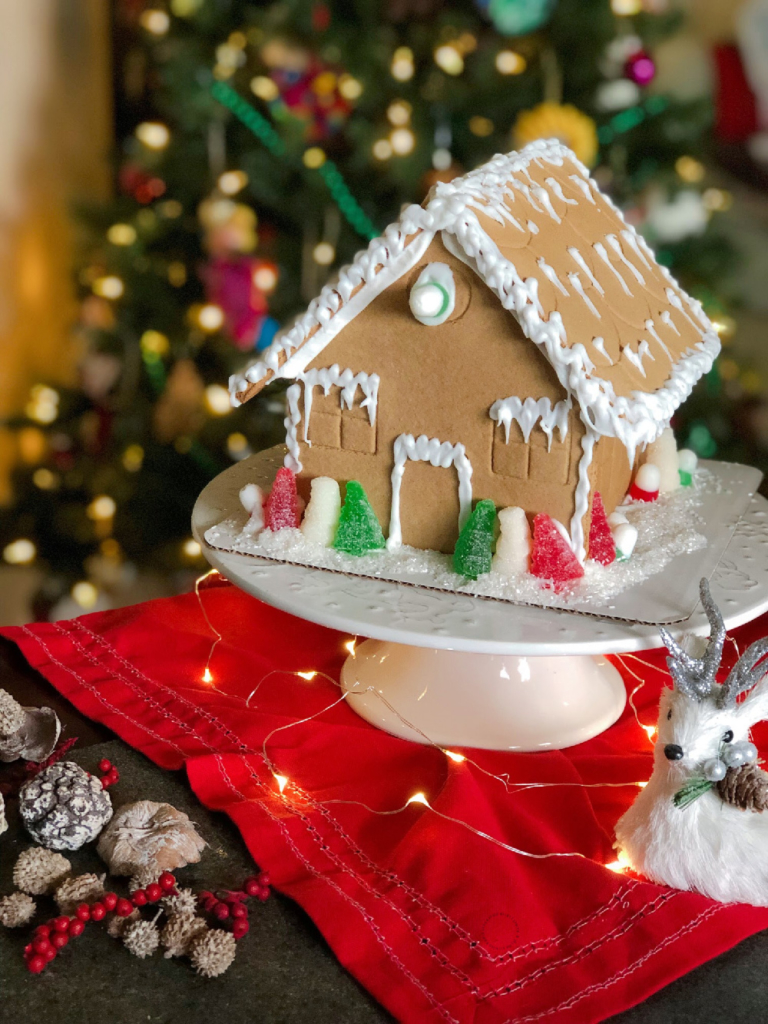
204,475 -> 708,612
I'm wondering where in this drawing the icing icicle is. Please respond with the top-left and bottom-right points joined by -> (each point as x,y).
299,365 -> 379,444
567,273 -> 601,318
489,396 -> 570,450
591,337 -> 613,365
593,242 -> 632,296
621,340 -> 655,377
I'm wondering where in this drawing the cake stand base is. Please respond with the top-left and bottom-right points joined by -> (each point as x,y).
340,641 -> 626,751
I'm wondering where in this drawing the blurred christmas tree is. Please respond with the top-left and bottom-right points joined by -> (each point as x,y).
0,0 -> 743,614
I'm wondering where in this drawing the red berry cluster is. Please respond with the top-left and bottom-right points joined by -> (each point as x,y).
25,872 -> 178,974
99,758 -> 120,790
197,872 -> 270,941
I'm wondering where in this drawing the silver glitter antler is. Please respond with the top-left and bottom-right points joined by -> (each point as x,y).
659,578 -> 726,702
719,636 -> 768,707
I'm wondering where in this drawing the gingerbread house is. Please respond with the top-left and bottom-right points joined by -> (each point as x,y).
229,139 -> 719,561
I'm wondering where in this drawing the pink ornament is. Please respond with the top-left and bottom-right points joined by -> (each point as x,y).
625,50 -> 656,86
202,257 -> 269,350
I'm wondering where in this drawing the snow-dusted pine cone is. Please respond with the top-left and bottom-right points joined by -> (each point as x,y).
107,907 -> 139,939
162,887 -> 197,918
19,761 -> 113,851
0,892 -> 36,928
13,847 -> 71,895
97,800 -> 204,876
122,918 -> 160,959
189,928 -> 237,977
0,688 -> 24,736
161,913 -> 208,958
54,873 -> 105,914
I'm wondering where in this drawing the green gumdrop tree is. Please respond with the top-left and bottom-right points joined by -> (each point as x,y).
333,481 -> 386,556
453,499 -> 496,579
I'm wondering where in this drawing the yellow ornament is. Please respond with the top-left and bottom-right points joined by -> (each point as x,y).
513,103 -> 598,168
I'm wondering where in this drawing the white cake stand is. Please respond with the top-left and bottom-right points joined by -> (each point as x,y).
192,449 -> 768,752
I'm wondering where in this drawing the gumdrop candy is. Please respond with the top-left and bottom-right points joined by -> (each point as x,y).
645,428 -> 678,493
588,492 -> 615,566
301,477 -> 341,547
239,483 -> 265,536
613,522 -> 638,562
264,468 -> 300,531
628,463 -> 660,503
530,514 -> 584,589
678,448 -> 697,487
491,506 -> 531,576
453,500 -> 496,580
333,481 -> 385,556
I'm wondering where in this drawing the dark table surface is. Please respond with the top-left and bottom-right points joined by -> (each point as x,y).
2,635 -> 768,1024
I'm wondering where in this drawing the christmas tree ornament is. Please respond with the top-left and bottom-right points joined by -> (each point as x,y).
264,468 -> 301,532
199,197 -> 257,256
202,256 -> 270,349
628,463 -> 660,502
595,79 -> 641,112
513,103 -> 598,166
301,476 -> 341,547
55,874 -> 105,914
152,360 -> 205,443
645,427 -> 679,493
530,514 -> 584,589
613,522 -> 638,562
0,892 -> 36,928
491,506 -> 531,576
19,763 -> 113,851
189,928 -> 237,977
453,500 -> 496,580
625,49 -> 656,86
588,492 -> 615,565
333,481 -> 385,555
484,0 -> 556,36
13,848 -> 71,896
645,189 -> 709,244
678,448 -> 698,487
0,688 -> 61,764
615,579 -> 768,905
239,483 -> 265,536
97,800 -> 205,876
161,913 -> 208,957
122,917 -> 160,958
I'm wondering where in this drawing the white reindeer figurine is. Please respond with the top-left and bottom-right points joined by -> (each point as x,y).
615,578 -> 768,905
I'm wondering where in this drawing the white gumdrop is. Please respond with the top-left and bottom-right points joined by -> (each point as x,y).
607,510 -> 628,529
409,284 -> 445,319
492,507 -> 531,576
613,522 -> 638,561
645,428 -> 678,492
300,477 -> 341,547
677,449 -> 697,474
240,484 -> 265,536
634,463 -> 660,494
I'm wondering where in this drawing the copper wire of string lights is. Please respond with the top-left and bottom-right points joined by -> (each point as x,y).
195,570 -> 224,684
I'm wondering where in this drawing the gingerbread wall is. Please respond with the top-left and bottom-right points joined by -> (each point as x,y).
292,235 -> 620,553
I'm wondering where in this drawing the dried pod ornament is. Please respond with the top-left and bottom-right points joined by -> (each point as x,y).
616,579 -> 768,905
55,874 -> 105,915
0,687 -> 61,764
19,762 -> 112,851
189,928 -> 237,977
0,892 -> 36,928
14,848 -> 71,895
161,913 -> 208,958
122,917 -> 160,959
97,800 -> 205,876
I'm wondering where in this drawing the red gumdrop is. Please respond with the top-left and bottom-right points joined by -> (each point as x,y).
588,492 -> 616,566
264,468 -> 300,531
530,514 -> 585,591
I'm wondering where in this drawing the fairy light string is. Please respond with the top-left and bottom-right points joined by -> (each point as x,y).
210,80 -> 378,241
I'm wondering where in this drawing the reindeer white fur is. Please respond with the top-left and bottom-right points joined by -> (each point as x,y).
615,579 -> 768,905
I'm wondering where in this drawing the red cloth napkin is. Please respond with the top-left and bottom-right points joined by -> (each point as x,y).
4,581 -> 768,1024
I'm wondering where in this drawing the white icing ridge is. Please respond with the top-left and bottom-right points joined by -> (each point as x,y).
388,433 -> 473,550
593,242 -> 632,296
591,336 -> 613,365
621,340 -> 655,377
644,319 -> 671,360
537,257 -> 569,296
661,310 -> 680,336
230,138 -> 720,548
568,273 -> 601,318
545,177 -> 578,205
489,396 -> 570,449
568,247 -> 604,295
571,427 -> 597,563
527,220 -> 539,235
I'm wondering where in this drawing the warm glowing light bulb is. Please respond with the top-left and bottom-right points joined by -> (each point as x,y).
72,581 -> 99,609
297,671 -> 317,680
107,223 -> 137,246
202,667 -> 213,683
338,75 -> 363,100
252,266 -> 278,292
218,170 -> 248,195
643,725 -> 656,740
611,0 -> 642,12
312,242 -> 335,266
274,774 -> 289,794
3,539 -> 36,565
372,139 -> 393,161
675,155 -> 705,183
387,101 -> 411,126
433,45 -> 464,76
637,781 -> 648,788
87,495 -> 116,521
445,750 -> 466,763
140,330 -> 170,356
135,121 -> 170,150
196,304 -> 225,332
606,849 -> 631,872
344,639 -> 357,656
391,47 -> 414,81
407,792 -> 429,807
205,383 -> 232,415
390,128 -> 415,156
183,538 -> 202,558
122,444 -> 144,472
303,147 -> 326,169
495,50 -> 526,75
93,276 -> 124,299
140,9 -> 170,34
250,76 -> 279,101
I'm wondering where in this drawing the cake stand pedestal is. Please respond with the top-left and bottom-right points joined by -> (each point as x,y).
193,452 -> 768,751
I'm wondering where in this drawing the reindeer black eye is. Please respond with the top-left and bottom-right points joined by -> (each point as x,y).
667,709 -> 672,720
722,730 -> 734,743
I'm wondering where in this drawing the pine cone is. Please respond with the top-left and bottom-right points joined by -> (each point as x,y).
161,913 -> 208,958
107,907 -> 139,939
0,892 -> 36,928
0,688 -> 25,736
55,873 -> 105,914
162,887 -> 197,918
716,763 -> 768,812
123,918 -> 160,959
14,847 -> 71,895
189,928 -> 237,977
19,762 -> 112,850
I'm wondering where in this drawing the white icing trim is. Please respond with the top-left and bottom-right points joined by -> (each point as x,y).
545,177 -> 578,205
285,383 -> 302,472
621,339 -> 655,377
593,242 -> 632,296
387,433 -> 473,550
644,319 -> 671,360
569,174 -> 595,203
409,262 -> 456,325
537,257 -> 569,296
591,337 -> 613,365
233,138 -> 719,479
570,426 -> 597,563
661,310 -> 680,336
568,247 -> 604,295
527,220 -> 539,235
489,396 -> 570,451
568,273 -> 601,318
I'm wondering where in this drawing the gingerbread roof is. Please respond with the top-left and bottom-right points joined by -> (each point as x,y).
229,139 -> 719,462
